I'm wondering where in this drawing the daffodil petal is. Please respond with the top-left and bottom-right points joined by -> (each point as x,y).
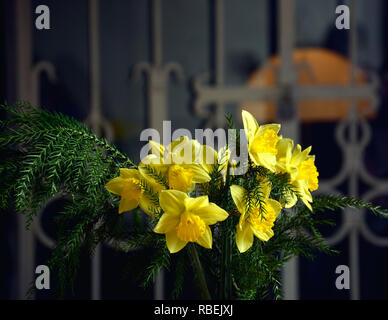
288,167 -> 299,182
165,231 -> 188,253
292,144 -> 311,165
258,153 -> 277,172
293,180 -> 313,211
154,213 -> 179,234
257,123 -> 281,135
195,226 -> 212,249
105,177 -> 126,195
148,140 -> 165,158
282,190 -> 298,208
169,136 -> 202,164
276,138 -> 293,161
251,225 -> 274,242
236,221 -> 254,253
260,180 -> 272,199
138,156 -> 168,192
119,198 -> 139,214
194,203 -> 228,225
120,168 -> 139,179
171,151 -> 193,165
183,164 -> 211,183
139,194 -> 158,216
167,136 -> 190,154
184,196 -> 209,212
301,196 -> 313,211
159,190 -> 187,216
200,145 -> 218,173
267,199 -> 282,218
238,213 -> 246,230
249,151 -> 276,172
139,153 -> 164,166
230,185 -> 247,215
295,180 -> 312,202
242,110 -> 259,143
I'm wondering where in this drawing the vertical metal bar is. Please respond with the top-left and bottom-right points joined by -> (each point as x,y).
18,219 -> 35,299
150,0 -> 168,136
91,245 -> 102,300
277,0 -> 299,300
277,0 -> 298,139
15,0 -> 35,300
15,0 -> 32,100
278,0 -> 295,86
214,0 -> 225,127
89,0 -> 102,119
154,269 -> 165,300
348,0 -> 360,300
132,1 -> 184,298
88,0 -> 102,300
151,0 -> 165,300
152,0 -> 162,66
147,71 -> 168,136
215,0 -> 224,85
349,0 -> 357,87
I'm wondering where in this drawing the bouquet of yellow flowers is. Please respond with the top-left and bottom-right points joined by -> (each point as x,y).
1,103 -> 387,299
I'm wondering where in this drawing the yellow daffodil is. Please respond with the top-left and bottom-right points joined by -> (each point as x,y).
230,183 -> 282,253
276,138 -> 319,210
154,190 -> 229,253
242,110 -> 281,172
105,168 -> 157,215
139,136 -> 211,193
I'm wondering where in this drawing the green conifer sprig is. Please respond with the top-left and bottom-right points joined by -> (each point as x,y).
0,102 -> 136,296
137,179 -> 163,216
309,194 -> 388,217
141,164 -> 169,189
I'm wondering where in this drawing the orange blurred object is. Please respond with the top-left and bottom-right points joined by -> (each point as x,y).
239,48 -> 376,123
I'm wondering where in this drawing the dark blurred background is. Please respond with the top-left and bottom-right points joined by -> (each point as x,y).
1,0 -> 388,300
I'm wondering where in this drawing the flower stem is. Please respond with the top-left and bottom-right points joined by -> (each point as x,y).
189,243 -> 211,300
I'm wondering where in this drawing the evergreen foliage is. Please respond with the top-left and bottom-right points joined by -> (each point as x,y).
1,102 -> 387,299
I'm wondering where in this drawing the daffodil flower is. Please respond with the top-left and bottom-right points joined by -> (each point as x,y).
276,138 -> 319,210
230,184 -> 282,253
139,136 -> 211,193
154,190 -> 229,253
242,110 -> 281,172
105,168 -> 157,215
